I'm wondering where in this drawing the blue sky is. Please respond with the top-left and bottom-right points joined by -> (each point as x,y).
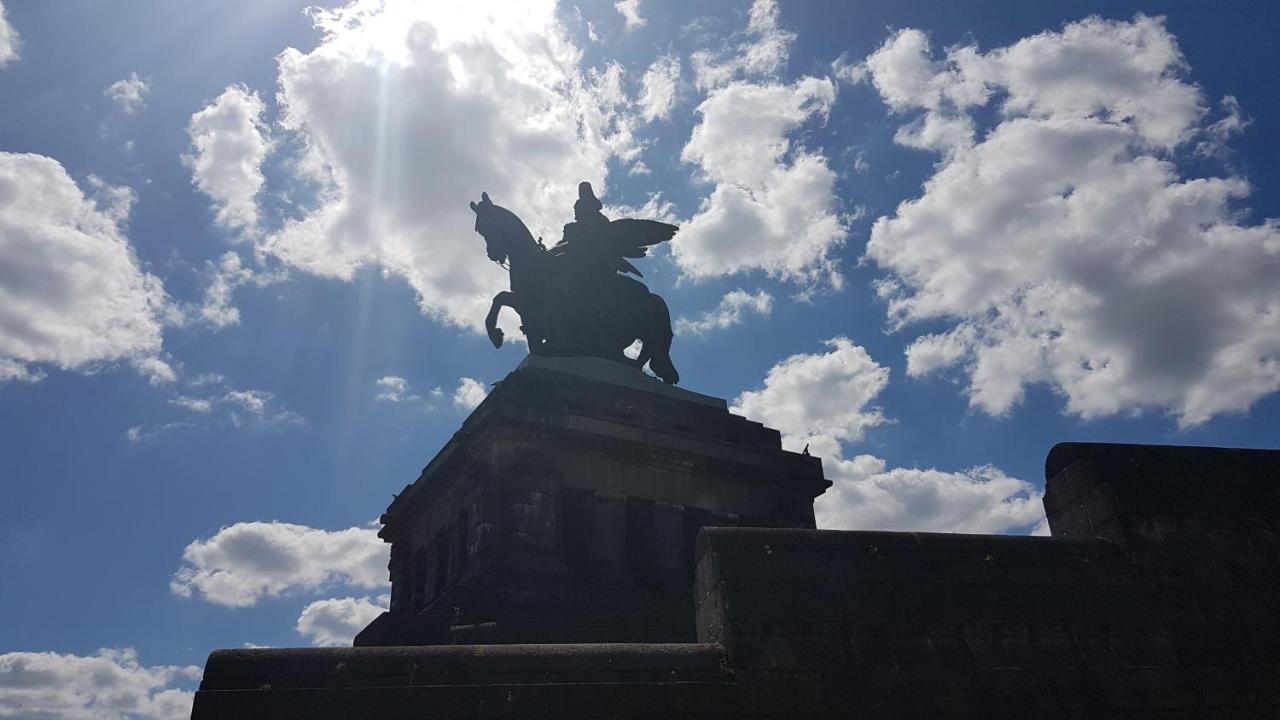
2,1 -> 1278,716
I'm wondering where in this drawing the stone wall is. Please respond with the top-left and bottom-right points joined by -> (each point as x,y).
693,442 -> 1280,718
195,433 -> 1280,718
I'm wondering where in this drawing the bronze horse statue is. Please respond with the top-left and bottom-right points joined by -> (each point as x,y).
469,189 -> 680,384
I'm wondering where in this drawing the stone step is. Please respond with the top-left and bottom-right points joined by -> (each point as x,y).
198,642 -> 731,691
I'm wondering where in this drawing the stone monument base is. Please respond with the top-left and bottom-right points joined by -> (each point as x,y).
362,355 -> 827,646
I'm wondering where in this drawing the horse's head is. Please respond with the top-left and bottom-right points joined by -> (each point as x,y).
469,191 -> 536,264
469,192 -> 506,263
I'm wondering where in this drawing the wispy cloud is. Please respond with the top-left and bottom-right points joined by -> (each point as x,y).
676,289 -> 773,336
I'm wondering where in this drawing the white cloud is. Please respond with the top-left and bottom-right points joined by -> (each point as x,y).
1197,95 -> 1250,158
614,0 -> 646,30
860,15 -> 1280,427
690,0 -> 793,91
170,395 -> 212,413
296,595 -> 388,647
133,355 -> 177,386
221,388 -> 303,427
0,153 -> 172,385
223,389 -> 269,415
675,79 -> 844,286
0,2 -> 20,69
188,372 -> 225,387
186,84 -> 269,232
638,54 -> 680,123
676,288 -> 772,335
375,375 -> 407,400
125,421 -> 194,444
732,337 -> 888,454
852,29 -> 986,114
816,456 -> 1046,534
258,0 -> 641,332
194,252 -> 255,328
374,374 -> 421,403
0,647 -> 198,720
186,251 -> 287,331
732,338 -> 1043,533
673,2 -> 845,288
603,193 -> 680,225
130,384 -> 301,443
453,376 -> 487,410
851,149 -> 869,174
104,72 -> 150,114
171,521 -> 389,607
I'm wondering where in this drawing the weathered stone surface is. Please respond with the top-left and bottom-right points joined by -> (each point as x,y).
1044,441 -> 1280,549
368,356 -> 826,646
684,442 -> 1280,718
192,643 -> 742,720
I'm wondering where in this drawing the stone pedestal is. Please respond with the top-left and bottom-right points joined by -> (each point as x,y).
356,355 -> 829,647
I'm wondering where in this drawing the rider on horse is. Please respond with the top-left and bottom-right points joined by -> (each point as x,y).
471,183 -> 682,383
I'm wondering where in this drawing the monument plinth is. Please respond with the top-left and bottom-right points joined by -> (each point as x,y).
357,355 -> 828,647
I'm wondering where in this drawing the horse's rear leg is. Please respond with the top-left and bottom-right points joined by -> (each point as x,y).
644,294 -> 679,385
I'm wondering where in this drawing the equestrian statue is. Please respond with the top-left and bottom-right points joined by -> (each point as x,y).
470,182 -> 680,384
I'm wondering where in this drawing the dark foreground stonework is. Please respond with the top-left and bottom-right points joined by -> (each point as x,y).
191,360 -> 1280,718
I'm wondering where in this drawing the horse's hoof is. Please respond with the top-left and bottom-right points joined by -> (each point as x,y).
488,328 -> 505,348
651,356 -> 679,385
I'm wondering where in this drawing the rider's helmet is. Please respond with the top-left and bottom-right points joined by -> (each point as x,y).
573,181 -> 605,222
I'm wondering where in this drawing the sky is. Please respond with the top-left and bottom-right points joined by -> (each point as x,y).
1,0 -> 1279,716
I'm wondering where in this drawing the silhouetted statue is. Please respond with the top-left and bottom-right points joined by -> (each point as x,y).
470,183 -> 680,384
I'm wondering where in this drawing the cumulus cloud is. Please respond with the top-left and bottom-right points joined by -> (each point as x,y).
614,0 -> 646,30
453,376 -> 487,410
732,338 -> 1043,533
104,72 -> 150,114
816,455 -> 1045,534
676,288 -> 772,335
0,2 -> 20,69
638,54 -> 680,123
186,85 -> 269,232
733,337 -> 889,456
673,3 -> 846,288
858,15 -> 1280,427
0,152 -> 173,385
258,0 -> 641,331
675,78 -> 844,285
296,595 -> 389,647
171,521 -> 389,607
0,647 -> 198,720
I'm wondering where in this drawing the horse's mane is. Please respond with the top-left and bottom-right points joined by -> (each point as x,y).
485,203 -> 538,249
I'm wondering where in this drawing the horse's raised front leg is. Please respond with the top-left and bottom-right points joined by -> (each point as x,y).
486,291 -> 515,348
